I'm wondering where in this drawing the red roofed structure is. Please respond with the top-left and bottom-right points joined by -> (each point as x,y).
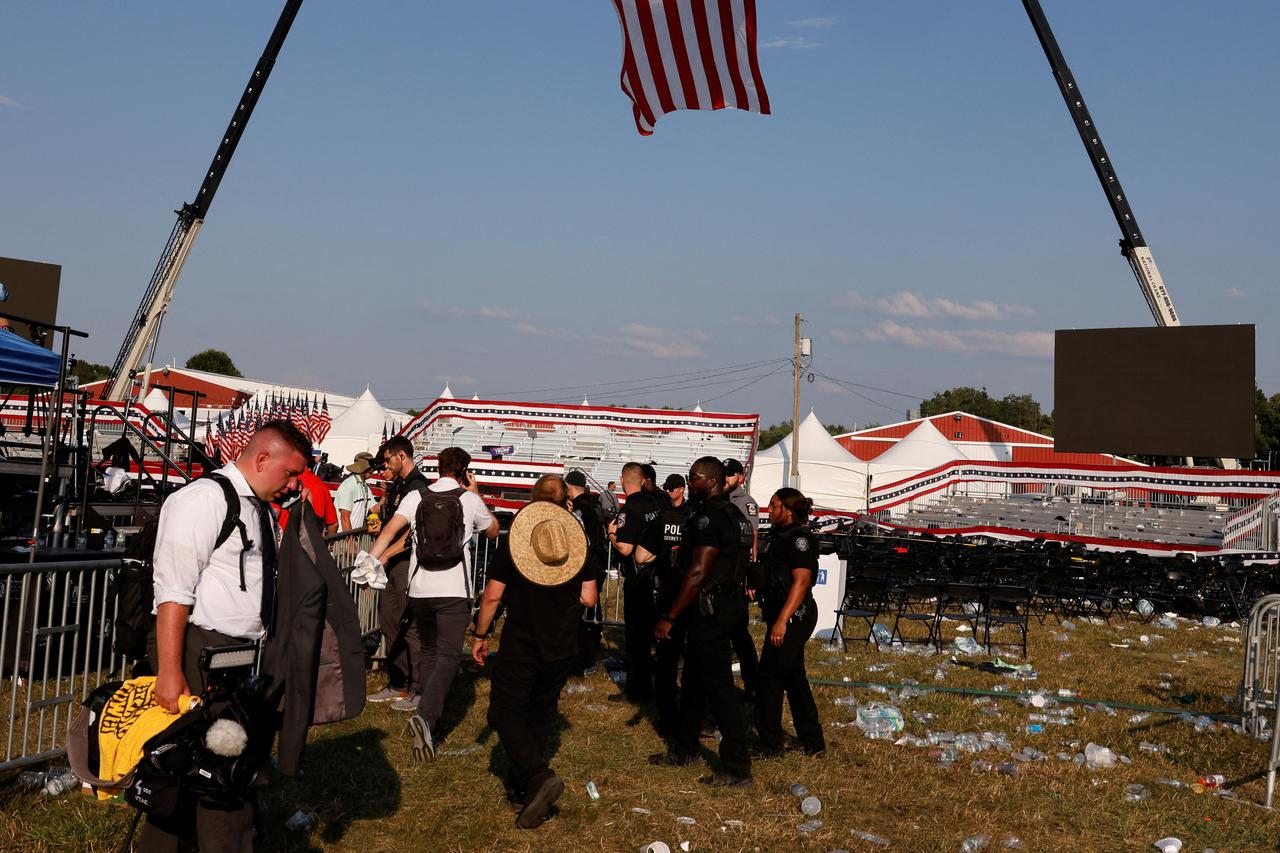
834,412 -> 1129,467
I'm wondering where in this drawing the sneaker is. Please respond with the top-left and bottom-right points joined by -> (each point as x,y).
647,750 -> 696,767
698,772 -> 754,788
408,715 -> 436,763
367,687 -> 408,703
391,693 -> 421,712
515,774 -> 564,829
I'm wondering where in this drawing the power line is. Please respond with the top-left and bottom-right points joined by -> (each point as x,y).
690,362 -> 792,408
813,370 -> 914,418
377,358 -> 789,403
810,371 -> 921,400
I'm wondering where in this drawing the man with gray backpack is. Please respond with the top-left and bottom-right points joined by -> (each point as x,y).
358,446 -> 499,762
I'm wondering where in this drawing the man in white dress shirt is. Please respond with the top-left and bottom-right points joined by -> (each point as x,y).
144,419 -> 311,853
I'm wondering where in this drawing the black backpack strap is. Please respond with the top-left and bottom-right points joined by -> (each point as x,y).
207,473 -> 251,591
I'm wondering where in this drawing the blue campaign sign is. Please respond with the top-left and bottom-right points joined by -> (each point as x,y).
816,569 -> 828,586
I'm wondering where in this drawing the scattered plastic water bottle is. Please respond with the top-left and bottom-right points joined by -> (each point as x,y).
970,759 -> 995,773
284,810 -> 317,832
962,835 -> 990,852
632,807 -> 654,815
43,768 -> 79,796
851,829 -> 891,846
1154,778 -> 1187,789
797,819 -> 823,834
1139,741 -> 1169,755
675,816 -> 697,825
103,529 -> 116,549
1129,713 -> 1151,724
1026,724 -> 1044,734
995,763 -> 1019,777
1136,599 -> 1155,617
789,782 -> 810,797
1060,620 -> 1076,631
871,623 -> 892,645
723,819 -> 744,829
952,636 -> 982,655
1124,784 -> 1152,802
1202,616 -> 1221,628
1002,837 -> 1024,849
75,531 -> 87,550
17,770 -> 49,788
1197,774 -> 1226,789
586,781 -> 600,801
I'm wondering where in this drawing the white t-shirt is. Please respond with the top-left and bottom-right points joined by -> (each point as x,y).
396,477 -> 494,599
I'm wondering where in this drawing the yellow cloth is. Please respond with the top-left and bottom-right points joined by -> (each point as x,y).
94,676 -> 200,800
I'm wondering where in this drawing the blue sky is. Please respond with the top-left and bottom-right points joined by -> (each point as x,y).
2,2 -> 1276,426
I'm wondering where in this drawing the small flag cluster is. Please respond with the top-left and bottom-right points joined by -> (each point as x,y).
203,392 -> 332,462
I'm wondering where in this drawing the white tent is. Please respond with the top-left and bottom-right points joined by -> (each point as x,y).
749,411 -> 868,512
871,418 -> 966,470
319,386 -> 391,466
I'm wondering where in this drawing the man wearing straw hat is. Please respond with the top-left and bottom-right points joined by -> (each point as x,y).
471,474 -> 598,829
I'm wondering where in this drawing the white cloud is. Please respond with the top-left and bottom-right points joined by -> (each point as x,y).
787,16 -> 838,28
762,36 -> 822,50
863,320 -> 1053,359
0,94 -> 20,109
608,324 -> 704,359
838,289 -> 1035,321
513,322 -> 559,338
832,291 -> 867,309
1226,287 -> 1246,298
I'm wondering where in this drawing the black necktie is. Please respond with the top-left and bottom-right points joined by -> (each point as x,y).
254,498 -> 279,633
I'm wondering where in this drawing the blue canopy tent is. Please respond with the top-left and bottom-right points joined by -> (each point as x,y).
0,330 -> 61,387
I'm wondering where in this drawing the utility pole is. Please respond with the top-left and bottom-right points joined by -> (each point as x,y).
790,314 -> 810,487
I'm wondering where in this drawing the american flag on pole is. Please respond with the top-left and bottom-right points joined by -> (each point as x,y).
312,396 -> 333,445
612,0 -> 770,136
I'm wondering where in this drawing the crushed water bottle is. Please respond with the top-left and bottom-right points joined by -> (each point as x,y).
952,636 -> 982,655
962,835 -> 990,852
1202,616 -> 1221,628
797,819 -> 823,834
1139,741 -> 1170,755
1136,599 -> 1155,618
284,810 -> 317,832
42,767 -> 79,796
855,703 -> 905,740
789,782 -> 809,797
1124,784 -> 1151,802
850,829 -> 891,846
872,623 -> 893,645
586,780 -> 601,800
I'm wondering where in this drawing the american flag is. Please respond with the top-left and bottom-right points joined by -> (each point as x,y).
612,0 -> 770,136
289,396 -> 309,433
204,416 -> 218,460
312,396 -> 333,445
217,416 -> 234,462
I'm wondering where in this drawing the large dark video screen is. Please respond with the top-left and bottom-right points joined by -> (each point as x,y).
1054,325 -> 1255,458
0,256 -> 62,347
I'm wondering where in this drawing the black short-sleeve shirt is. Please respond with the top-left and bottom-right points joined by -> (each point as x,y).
616,490 -> 665,573
683,494 -> 750,589
486,542 -> 595,663
760,523 -> 819,613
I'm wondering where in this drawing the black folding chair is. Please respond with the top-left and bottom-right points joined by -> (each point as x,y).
835,580 -> 889,650
984,585 -> 1031,658
935,583 -> 984,652
891,583 -> 943,650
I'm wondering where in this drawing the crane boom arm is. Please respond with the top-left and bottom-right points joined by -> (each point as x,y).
1021,0 -> 1180,327
105,0 -> 304,401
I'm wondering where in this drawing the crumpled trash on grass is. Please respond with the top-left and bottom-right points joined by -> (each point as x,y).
855,702 -> 906,740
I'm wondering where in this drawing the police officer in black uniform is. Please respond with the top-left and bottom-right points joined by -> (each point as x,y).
607,462 -> 666,703
649,457 -> 753,787
636,473 -> 697,736
753,487 -> 826,757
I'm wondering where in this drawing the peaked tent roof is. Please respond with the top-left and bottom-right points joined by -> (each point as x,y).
327,387 -> 388,439
871,418 -> 965,470
440,384 -> 454,399
757,410 -> 855,465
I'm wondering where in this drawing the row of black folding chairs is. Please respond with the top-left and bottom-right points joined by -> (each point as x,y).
834,580 -> 1031,658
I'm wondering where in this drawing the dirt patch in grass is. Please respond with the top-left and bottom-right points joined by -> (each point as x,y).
1,616 -> 1276,851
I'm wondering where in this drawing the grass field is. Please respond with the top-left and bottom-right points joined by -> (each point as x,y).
2,613 -> 1277,852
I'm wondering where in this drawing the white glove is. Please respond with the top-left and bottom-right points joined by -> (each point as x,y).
352,550 -> 386,589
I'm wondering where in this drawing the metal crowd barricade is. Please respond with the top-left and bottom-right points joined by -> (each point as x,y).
1,559 -> 124,773
1239,593 -> 1280,807
324,527 -> 379,639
